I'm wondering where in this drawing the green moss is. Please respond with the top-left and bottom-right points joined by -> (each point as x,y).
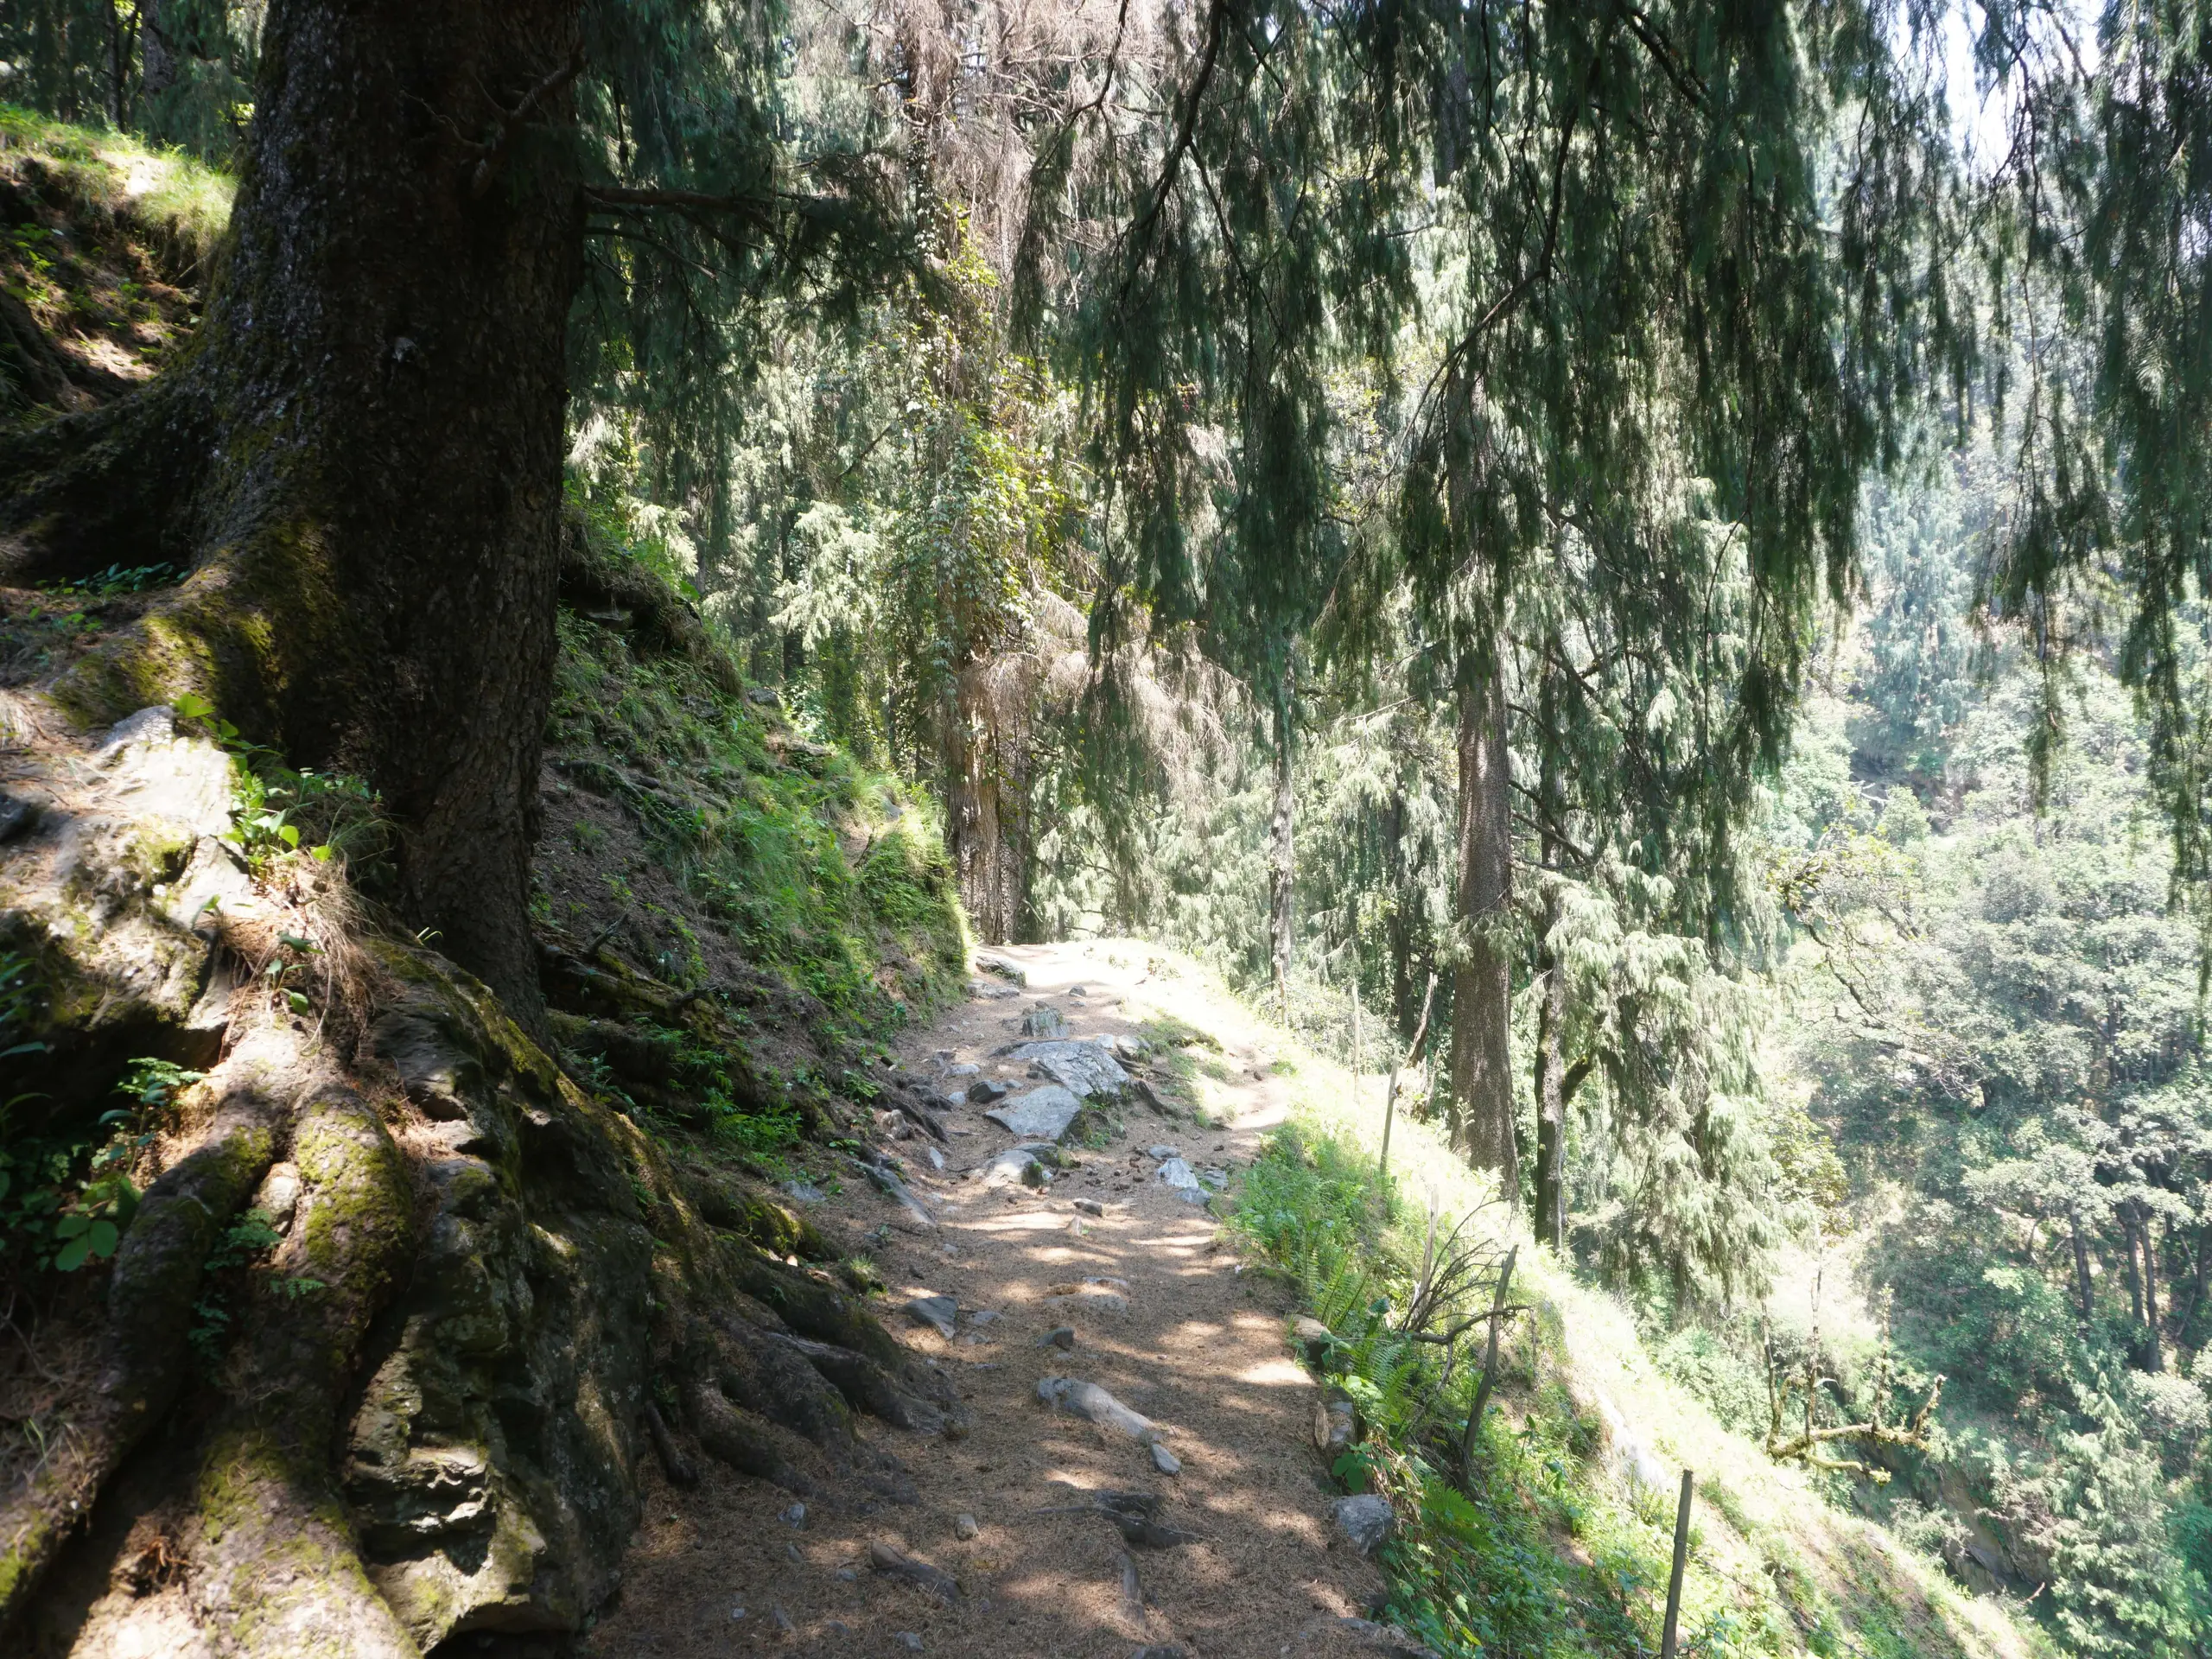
0,102 -> 233,268
545,584 -> 966,1039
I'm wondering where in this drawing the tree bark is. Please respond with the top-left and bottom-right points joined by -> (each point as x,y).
1531,662 -> 1566,1248
2121,1207 -> 2147,1353
1268,662 -> 1296,1020
1450,654 -> 1516,1190
3,0 -> 584,1021
138,0 -> 177,118
1534,941 -> 1567,1251
2069,1208 -> 2095,1323
2143,1208 -> 2164,1372
2182,1222 -> 2212,1346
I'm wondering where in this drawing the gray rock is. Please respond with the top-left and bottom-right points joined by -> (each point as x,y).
944,1061 -> 981,1079
1068,985 -> 1087,996
954,1512 -> 980,1540
970,979 -> 1020,1001
1198,1166 -> 1229,1190
1037,1376 -> 1161,1443
1021,1004 -> 1069,1039
1008,1040 -> 1131,1101
1039,1325 -> 1076,1351
970,1147 -> 1047,1188
895,1633 -> 922,1650
1147,1144 -> 1179,1160
1313,1399 -> 1356,1456
967,1077 -> 1011,1103
779,1502 -> 807,1528
771,1605 -> 795,1632
906,1295 -> 958,1338
1149,1441 -> 1182,1476
1332,1494 -> 1395,1554
1156,1157 -> 1202,1192
976,955 -> 1027,986
780,1178 -> 825,1205
983,1084 -> 1084,1142
939,1090 -> 969,1110
1073,1198 -> 1104,1217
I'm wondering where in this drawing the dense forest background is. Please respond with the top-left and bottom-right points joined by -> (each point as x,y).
12,0 -> 2212,1654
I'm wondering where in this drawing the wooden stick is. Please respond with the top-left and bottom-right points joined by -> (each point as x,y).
1380,973 -> 1438,1180
1456,1243 -> 1517,1491
1660,1469 -> 1693,1659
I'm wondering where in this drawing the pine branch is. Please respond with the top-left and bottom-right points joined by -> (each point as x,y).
1116,0 -> 1231,312
469,48 -> 585,199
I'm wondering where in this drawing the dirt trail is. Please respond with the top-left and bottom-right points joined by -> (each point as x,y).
580,942 -> 1399,1659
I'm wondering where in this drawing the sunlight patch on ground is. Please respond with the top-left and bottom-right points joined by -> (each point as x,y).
1234,1357 -> 1311,1387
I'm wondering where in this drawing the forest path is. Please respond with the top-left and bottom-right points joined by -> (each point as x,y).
581,941 -> 1398,1659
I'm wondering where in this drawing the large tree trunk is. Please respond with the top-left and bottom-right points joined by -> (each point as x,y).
1268,663 -> 1296,1019
2,0 -> 581,1020
945,659 -> 1034,944
1450,655 -> 1516,1189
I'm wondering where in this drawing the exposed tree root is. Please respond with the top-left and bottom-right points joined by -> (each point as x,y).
0,702 -> 963,1656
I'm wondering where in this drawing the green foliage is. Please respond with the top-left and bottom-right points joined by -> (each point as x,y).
188,1206 -> 283,1368
1229,1118 -> 1833,1656
0,1056 -> 190,1274
547,504 -> 966,1044
41,561 -> 182,596
0,99 -> 234,252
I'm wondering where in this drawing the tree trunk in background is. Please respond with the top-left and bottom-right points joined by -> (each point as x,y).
139,0 -> 176,117
1534,936 -> 1566,1250
3,0 -> 583,1022
1268,664 -> 1295,1019
2122,1210 -> 2147,1342
945,662 -> 1030,944
2183,1223 -> 2212,1346
2143,1211 -> 2164,1372
1450,657 -> 1516,1190
2070,1210 -> 2095,1322
1531,663 -> 1566,1247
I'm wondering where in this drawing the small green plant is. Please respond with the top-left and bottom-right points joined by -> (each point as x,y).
188,1207 -> 286,1368
173,694 -> 387,874
43,561 -> 182,595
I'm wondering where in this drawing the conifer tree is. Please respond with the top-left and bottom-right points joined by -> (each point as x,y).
1049,0 -> 1961,1186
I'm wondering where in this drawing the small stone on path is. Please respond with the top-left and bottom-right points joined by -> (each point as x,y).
1156,1157 -> 1205,1199
1147,1144 -> 1179,1160
983,1084 -> 1084,1141
1008,1039 -> 1130,1100
906,1295 -> 958,1338
779,1502 -> 806,1528
1149,1441 -> 1182,1475
1021,1004 -> 1069,1038
967,1077 -> 1010,1103
1037,1376 -> 1160,1441
1074,1198 -> 1104,1216
955,1512 -> 980,1540
1040,1325 -> 1076,1351
1332,1494 -> 1395,1554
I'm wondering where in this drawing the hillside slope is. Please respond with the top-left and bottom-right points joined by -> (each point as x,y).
0,113 -> 974,1657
